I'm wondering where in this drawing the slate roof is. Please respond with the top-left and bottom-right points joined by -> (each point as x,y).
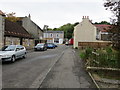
18,17 -> 43,32
5,19 -> 32,38
44,31 -> 64,33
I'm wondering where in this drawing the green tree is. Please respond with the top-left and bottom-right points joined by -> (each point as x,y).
52,22 -> 79,39
94,21 -> 111,25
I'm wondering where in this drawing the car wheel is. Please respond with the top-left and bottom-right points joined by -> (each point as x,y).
11,56 -> 15,63
23,53 -> 27,58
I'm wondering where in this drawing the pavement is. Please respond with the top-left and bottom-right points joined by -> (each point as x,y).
40,46 -> 96,88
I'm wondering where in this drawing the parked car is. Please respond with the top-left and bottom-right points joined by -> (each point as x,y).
34,43 -> 47,51
53,43 -> 58,47
0,45 -> 27,62
47,43 -> 56,49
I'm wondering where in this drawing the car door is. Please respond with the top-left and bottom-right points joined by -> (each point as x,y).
15,45 -> 22,58
19,45 -> 26,56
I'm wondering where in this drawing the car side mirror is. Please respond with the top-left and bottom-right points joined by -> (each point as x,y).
16,48 -> 20,51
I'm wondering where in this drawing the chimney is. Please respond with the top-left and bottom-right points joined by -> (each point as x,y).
28,14 -> 31,19
87,16 -> 89,19
83,16 -> 84,19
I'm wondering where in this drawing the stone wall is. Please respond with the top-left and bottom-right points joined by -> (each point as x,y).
5,36 -> 34,49
0,15 -> 4,48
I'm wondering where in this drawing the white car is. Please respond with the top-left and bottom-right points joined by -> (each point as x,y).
0,45 -> 27,62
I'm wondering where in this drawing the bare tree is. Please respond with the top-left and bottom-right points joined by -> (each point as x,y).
104,0 -> 120,50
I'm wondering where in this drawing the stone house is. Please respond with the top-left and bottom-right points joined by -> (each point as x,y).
43,31 -> 64,44
17,15 -> 43,40
0,14 -> 34,49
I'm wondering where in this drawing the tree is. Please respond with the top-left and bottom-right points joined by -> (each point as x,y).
94,21 -> 111,25
52,22 -> 79,39
104,0 -> 120,68
104,0 -> 120,49
5,12 -> 20,22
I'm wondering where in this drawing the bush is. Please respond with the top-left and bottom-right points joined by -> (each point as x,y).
80,52 -> 86,60
85,47 -> 93,59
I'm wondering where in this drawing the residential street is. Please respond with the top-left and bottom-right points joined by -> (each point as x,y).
2,45 -> 96,88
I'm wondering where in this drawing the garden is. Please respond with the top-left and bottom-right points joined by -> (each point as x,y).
79,47 -> 120,88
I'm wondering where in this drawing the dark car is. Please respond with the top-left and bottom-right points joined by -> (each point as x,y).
47,43 -> 56,49
53,43 -> 58,47
34,43 -> 47,51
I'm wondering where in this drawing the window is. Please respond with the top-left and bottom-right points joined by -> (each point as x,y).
54,38 -> 59,43
56,34 -> 59,37
51,34 -> 53,37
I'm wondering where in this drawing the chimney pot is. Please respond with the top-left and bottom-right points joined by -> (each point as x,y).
83,16 -> 84,19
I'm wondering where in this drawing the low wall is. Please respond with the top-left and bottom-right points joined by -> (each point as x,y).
78,41 -> 112,48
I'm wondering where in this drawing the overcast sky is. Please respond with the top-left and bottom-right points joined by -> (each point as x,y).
0,0 -> 113,28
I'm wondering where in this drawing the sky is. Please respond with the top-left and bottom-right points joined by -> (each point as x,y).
0,0 -> 113,29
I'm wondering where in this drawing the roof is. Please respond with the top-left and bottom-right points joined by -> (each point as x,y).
44,31 -> 64,33
5,19 -> 32,38
18,17 -> 43,32
94,24 -> 111,32
0,10 -> 5,16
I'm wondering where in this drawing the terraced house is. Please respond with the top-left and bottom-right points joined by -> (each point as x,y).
43,31 -> 64,44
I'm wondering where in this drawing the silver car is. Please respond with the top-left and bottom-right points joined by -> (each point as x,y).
0,45 -> 27,62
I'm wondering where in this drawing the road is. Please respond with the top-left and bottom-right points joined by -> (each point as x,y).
2,45 -> 96,88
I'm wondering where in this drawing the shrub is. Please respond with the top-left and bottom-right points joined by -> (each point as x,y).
85,47 -> 93,59
80,52 -> 86,60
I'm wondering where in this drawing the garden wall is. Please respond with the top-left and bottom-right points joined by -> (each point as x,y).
78,41 -> 112,48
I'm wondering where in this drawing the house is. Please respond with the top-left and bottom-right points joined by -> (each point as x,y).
95,24 -> 111,41
73,16 -> 112,48
0,14 -> 34,49
43,31 -> 64,44
73,16 -> 97,48
17,15 -> 43,41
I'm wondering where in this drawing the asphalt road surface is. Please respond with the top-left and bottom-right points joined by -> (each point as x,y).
2,45 -> 96,88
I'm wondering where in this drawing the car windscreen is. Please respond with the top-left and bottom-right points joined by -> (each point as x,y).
1,45 -> 16,51
36,44 -> 44,46
47,44 -> 53,46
